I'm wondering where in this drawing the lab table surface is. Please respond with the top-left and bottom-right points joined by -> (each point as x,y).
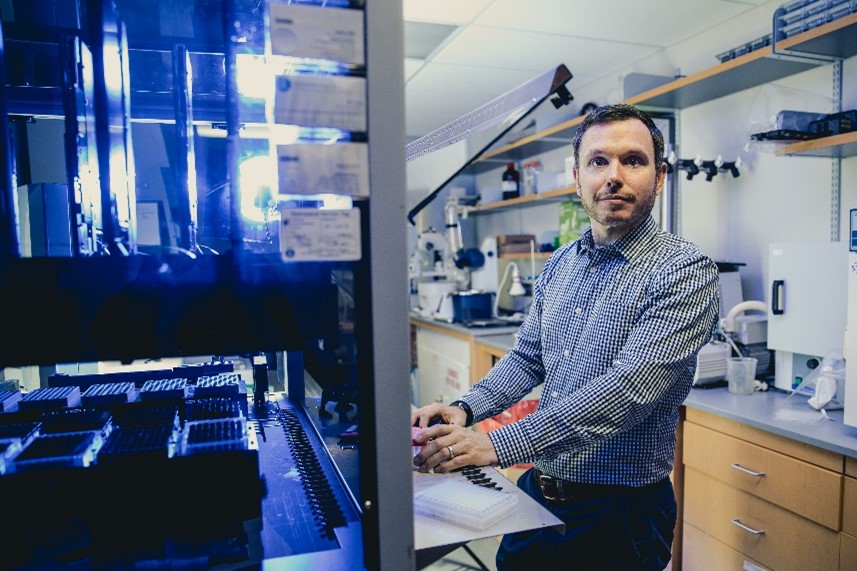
684,385 -> 857,458
410,314 -> 522,337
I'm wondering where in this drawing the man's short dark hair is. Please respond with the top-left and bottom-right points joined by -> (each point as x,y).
572,104 -> 665,172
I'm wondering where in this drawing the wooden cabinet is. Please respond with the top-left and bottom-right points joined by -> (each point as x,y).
843,457 -> 857,570
682,421 -> 842,529
681,408 -> 848,571
472,340 -> 507,380
413,323 -> 473,405
411,319 -> 518,405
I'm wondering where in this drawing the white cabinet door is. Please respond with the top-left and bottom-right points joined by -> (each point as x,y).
415,328 -> 470,406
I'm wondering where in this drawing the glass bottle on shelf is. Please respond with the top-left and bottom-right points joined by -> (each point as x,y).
501,162 -> 520,200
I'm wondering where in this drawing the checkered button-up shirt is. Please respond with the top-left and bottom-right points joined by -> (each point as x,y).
463,216 -> 719,485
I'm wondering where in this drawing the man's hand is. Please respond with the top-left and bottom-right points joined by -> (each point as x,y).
412,423 -> 499,473
410,402 -> 466,428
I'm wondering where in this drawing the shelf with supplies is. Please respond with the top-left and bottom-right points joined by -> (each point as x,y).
469,116 -> 586,174
627,13 -> 857,110
776,131 -> 857,158
464,13 -> 857,176
464,13 -> 857,174
464,187 -> 577,215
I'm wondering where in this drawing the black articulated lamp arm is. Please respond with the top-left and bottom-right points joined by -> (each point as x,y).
406,64 -> 573,226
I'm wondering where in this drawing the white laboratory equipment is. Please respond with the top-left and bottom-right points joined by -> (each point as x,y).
767,242 -> 848,393
844,210 -> 857,428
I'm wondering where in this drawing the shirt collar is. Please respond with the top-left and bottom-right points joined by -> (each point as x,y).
576,216 -> 658,261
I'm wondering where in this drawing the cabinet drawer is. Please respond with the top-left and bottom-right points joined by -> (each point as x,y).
684,408 -> 843,471
842,533 -> 857,571
844,476 -> 857,537
684,468 -> 839,571
847,456 -> 857,478
682,522 -> 770,571
684,421 -> 842,529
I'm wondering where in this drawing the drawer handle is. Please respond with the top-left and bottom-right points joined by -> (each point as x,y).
731,518 -> 765,535
730,463 -> 765,477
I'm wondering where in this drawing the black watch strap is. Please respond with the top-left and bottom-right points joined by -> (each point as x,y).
450,400 -> 473,427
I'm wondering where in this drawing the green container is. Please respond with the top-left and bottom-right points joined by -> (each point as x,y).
558,201 -> 589,245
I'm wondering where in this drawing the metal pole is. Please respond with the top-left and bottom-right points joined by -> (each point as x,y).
0,22 -> 21,259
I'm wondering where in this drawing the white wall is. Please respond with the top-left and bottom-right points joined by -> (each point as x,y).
483,1 -> 856,307
411,0 -> 856,310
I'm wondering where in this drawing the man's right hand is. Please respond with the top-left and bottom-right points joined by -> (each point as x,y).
411,402 -> 467,428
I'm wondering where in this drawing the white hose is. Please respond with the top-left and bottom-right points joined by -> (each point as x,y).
723,300 -> 767,333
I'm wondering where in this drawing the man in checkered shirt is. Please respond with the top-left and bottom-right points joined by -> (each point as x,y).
412,104 -> 719,570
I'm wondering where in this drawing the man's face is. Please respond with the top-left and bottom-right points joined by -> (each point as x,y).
573,119 -> 666,245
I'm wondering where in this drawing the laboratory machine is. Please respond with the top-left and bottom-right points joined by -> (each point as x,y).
0,0 -> 411,569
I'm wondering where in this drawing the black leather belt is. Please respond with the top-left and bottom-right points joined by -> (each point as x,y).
533,468 -> 667,502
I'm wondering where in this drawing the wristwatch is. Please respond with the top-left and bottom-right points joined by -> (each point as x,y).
449,400 -> 473,427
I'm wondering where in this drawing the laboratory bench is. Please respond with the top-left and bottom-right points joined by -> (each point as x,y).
410,315 -> 521,405
411,318 -> 857,570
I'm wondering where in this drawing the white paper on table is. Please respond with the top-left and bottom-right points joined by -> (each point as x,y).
278,207 -> 361,262
269,3 -> 365,65
274,75 -> 366,131
277,143 -> 369,197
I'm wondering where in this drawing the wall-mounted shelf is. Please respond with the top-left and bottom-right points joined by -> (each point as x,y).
777,12 -> 857,59
628,13 -> 857,110
466,14 -> 857,176
465,187 -> 576,215
626,48 -> 817,109
776,131 -> 857,158
475,116 -> 585,169
467,12 -> 857,176
498,252 -> 552,260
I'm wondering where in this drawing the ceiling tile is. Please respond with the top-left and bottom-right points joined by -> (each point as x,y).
403,0 -> 494,24
432,27 -> 660,78
404,58 -> 425,81
475,0 -> 756,47
406,63 -> 540,98
404,21 -> 459,59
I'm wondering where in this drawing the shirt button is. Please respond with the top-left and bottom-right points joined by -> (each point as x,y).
551,391 -> 558,398
563,350 -> 570,357
589,267 -> 597,274
574,307 -> 582,315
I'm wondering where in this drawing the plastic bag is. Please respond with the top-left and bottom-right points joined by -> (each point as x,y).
793,350 -> 846,410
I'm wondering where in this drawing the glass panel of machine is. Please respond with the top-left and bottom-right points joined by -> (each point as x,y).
0,1 -> 375,568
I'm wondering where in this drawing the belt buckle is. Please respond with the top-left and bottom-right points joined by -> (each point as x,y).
538,473 -> 561,501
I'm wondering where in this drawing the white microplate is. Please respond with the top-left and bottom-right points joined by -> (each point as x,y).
413,477 -> 518,530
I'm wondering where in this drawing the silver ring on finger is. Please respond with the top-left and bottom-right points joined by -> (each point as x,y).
446,445 -> 455,460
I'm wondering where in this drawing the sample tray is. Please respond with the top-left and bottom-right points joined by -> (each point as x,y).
111,403 -> 181,429
40,408 -> 113,436
81,382 -> 136,406
99,425 -> 177,461
0,390 -> 21,412
414,477 -> 518,530
139,378 -> 188,401
12,432 -> 102,471
194,374 -> 243,399
185,398 -> 243,421
18,386 -> 82,411
181,418 -> 249,455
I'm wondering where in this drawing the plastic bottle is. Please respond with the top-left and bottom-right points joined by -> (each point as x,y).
501,163 -> 520,200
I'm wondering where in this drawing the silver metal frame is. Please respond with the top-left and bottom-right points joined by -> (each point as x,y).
365,1 -> 414,568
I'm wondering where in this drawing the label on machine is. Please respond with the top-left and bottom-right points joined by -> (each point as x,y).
279,208 -> 361,261
269,3 -> 365,65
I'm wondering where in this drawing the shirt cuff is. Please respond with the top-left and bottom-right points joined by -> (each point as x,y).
487,421 -> 537,468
